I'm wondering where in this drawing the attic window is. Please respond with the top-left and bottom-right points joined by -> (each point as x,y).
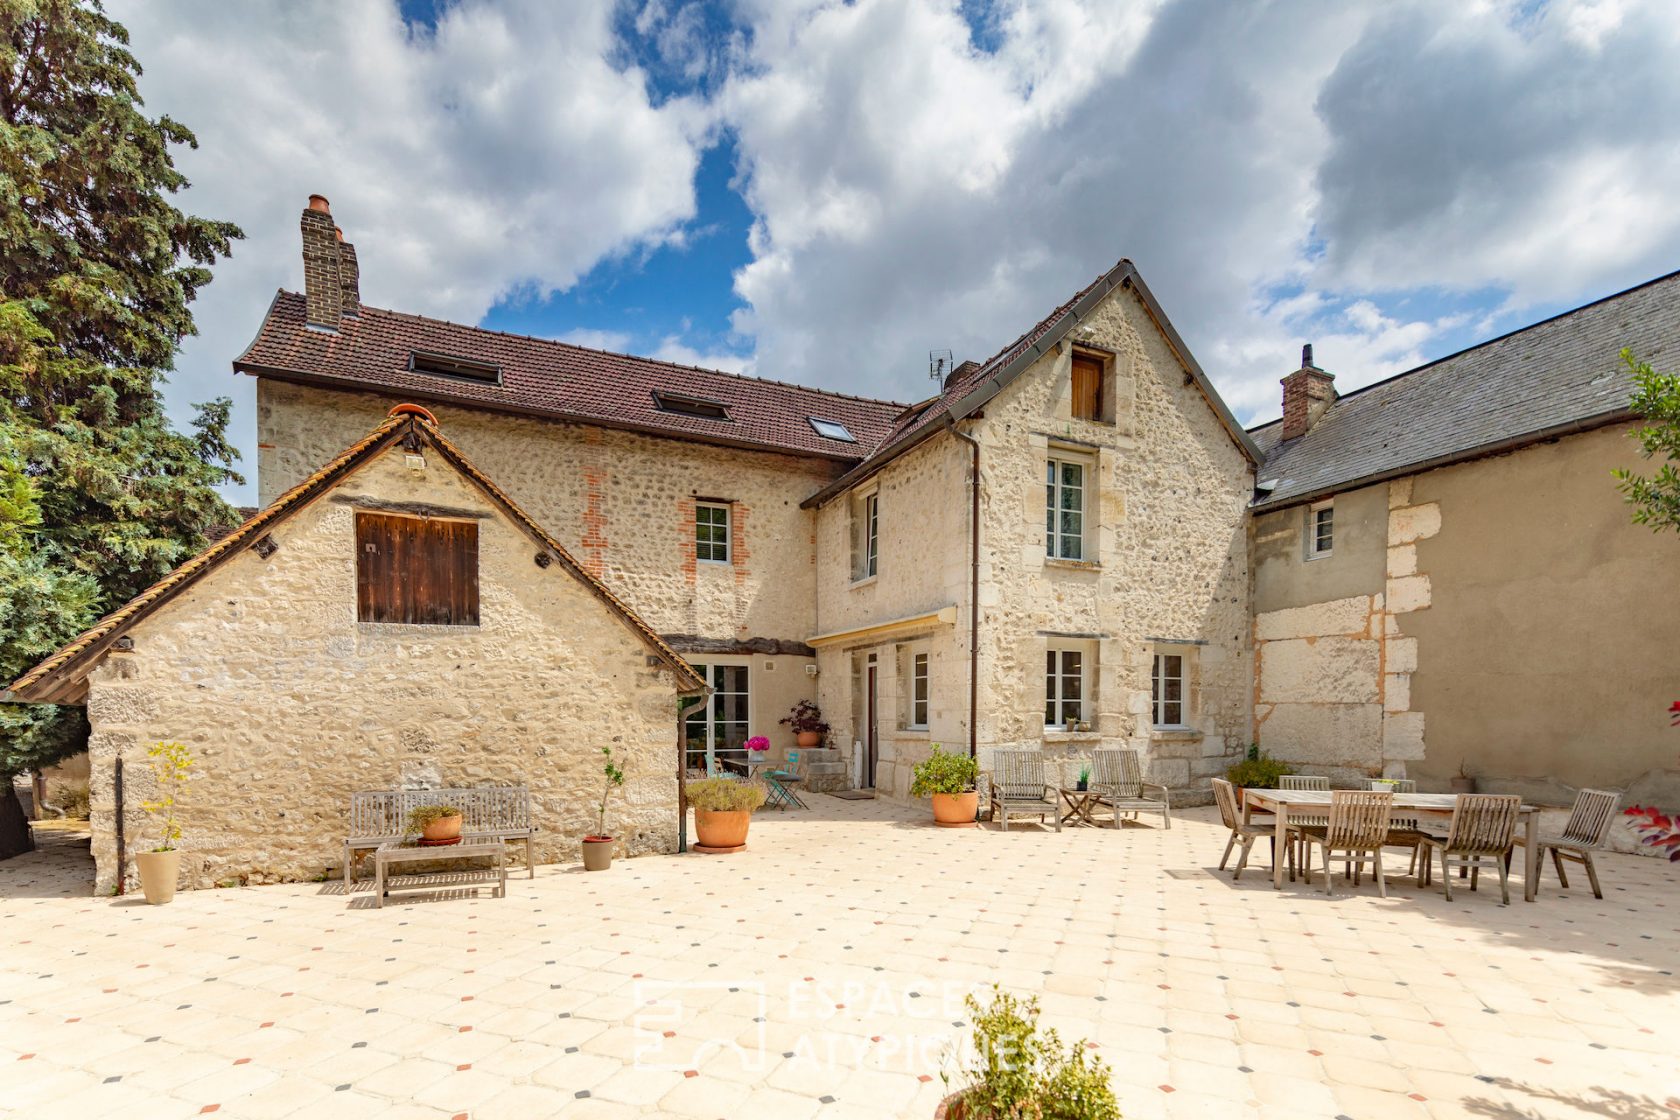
652,390 -> 731,420
409,351 -> 500,384
809,417 -> 856,442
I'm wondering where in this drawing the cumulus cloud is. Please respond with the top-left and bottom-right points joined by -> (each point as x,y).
112,0 -> 706,495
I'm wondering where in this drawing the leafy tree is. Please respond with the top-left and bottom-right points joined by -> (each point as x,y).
0,0 -> 243,858
1614,349 -> 1680,534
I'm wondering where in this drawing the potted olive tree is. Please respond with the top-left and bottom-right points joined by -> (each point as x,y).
910,744 -> 980,828
583,746 -> 625,871
780,700 -> 829,748
688,777 -> 767,851
136,741 -> 192,905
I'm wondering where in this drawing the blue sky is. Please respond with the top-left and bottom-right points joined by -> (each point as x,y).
105,0 -> 1680,501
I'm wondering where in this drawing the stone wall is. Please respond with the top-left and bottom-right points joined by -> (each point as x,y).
83,442 -> 691,892
260,380 -> 835,758
813,282 -> 1255,802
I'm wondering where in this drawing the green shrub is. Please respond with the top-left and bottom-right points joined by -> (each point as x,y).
686,777 -> 767,813
406,804 -> 462,832
1226,744 -> 1292,789
909,743 -> 978,797
946,986 -> 1121,1120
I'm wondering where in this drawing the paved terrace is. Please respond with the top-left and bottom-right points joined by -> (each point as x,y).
2,799 -> 1677,1120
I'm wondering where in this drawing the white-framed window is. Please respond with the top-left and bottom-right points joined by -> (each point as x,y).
1045,646 -> 1088,728
1151,649 -> 1189,728
695,502 -> 730,563
1045,456 -> 1086,560
909,650 -> 929,729
683,662 -> 750,775
1306,499 -> 1333,559
852,488 -> 879,581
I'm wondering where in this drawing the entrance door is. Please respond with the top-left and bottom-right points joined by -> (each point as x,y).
683,663 -> 750,775
865,660 -> 879,789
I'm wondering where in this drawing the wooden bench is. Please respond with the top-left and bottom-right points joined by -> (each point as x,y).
344,785 -> 534,886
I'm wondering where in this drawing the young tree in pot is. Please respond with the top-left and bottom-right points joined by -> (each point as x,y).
583,746 -> 624,871
687,777 -> 767,851
910,744 -> 980,828
780,700 -> 829,748
136,741 -> 192,904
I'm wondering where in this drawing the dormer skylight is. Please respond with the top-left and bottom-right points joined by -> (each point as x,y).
809,417 -> 856,442
408,350 -> 500,384
652,390 -> 731,421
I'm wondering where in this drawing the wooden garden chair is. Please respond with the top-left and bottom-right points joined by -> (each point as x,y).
1288,790 -> 1395,898
1212,778 -> 1275,880
1277,774 -> 1328,867
1514,788 -> 1620,899
1367,778 -> 1425,876
987,750 -> 1061,832
1417,794 -> 1521,904
1089,748 -> 1170,830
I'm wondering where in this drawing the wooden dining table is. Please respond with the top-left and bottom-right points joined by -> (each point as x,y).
1241,789 -> 1542,902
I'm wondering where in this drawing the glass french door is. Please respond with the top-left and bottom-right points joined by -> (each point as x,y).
683,663 -> 750,775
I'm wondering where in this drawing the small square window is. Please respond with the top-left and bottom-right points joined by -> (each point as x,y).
696,502 -> 730,563
1307,500 -> 1333,559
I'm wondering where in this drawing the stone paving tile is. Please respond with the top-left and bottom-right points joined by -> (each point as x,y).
4,802 -> 1680,1119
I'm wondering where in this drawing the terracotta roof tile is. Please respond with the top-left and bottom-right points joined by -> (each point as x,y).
236,292 -> 905,460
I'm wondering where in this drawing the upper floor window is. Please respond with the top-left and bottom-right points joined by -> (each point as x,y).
1071,351 -> 1105,422
1046,457 -> 1086,560
695,502 -> 731,563
1307,499 -> 1333,559
910,650 -> 929,729
1045,646 -> 1087,728
356,511 -> 479,626
1151,649 -> 1189,728
852,489 -> 879,581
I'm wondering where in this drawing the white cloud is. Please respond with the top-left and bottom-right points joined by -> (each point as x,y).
113,0 -> 707,498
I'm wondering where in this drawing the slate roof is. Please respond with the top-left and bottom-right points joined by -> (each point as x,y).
236,291 -> 906,461
6,406 -> 707,705
1249,268 -> 1680,511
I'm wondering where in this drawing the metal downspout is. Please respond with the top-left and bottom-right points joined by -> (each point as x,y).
949,422 -> 982,760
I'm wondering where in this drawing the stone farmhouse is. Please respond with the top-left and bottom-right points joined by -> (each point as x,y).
9,195 -> 1678,888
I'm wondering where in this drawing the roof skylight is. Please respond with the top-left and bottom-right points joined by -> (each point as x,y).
652,390 -> 731,421
808,417 -> 856,442
408,350 -> 500,384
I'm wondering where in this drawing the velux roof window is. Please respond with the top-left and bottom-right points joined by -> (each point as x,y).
652,390 -> 731,421
408,350 -> 501,385
809,417 -> 855,442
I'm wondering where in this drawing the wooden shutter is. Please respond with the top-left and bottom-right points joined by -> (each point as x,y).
1071,353 -> 1104,421
356,512 -> 479,625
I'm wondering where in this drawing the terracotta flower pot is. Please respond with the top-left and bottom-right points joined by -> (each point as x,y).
422,813 -> 463,842
796,730 -> 822,748
581,836 -> 614,871
694,808 -> 751,849
931,791 -> 978,827
135,849 -> 181,905
934,1089 -> 969,1119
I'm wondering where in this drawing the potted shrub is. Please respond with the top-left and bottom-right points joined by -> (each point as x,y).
583,746 -> 625,871
780,700 -> 829,748
936,985 -> 1119,1119
909,744 -> 980,828
1226,745 -> 1292,810
1076,764 -> 1091,793
408,803 -> 464,842
688,777 -> 767,851
136,741 -> 192,905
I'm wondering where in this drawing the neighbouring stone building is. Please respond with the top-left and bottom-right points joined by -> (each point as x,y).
8,194 -> 1679,887
8,407 -> 705,891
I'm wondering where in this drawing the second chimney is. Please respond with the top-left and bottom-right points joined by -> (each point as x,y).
301,194 -> 342,328
1280,343 -> 1336,440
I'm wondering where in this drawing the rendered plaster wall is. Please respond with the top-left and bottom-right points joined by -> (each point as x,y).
815,282 -> 1255,801
82,443 -> 689,892
259,381 -> 837,757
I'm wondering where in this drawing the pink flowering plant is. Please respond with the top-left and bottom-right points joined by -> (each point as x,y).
745,735 -> 770,753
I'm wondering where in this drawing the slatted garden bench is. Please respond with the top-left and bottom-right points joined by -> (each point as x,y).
344,785 -> 534,886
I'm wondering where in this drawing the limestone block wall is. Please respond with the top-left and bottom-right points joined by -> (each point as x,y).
815,282 -> 1254,802
1252,479 -> 1434,781
83,444 -> 690,892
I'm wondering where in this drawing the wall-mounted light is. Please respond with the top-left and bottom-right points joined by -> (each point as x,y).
404,453 -> 426,471
804,663 -> 819,678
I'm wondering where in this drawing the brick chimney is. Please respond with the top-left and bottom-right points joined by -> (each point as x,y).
1280,343 -> 1336,440
300,195 -> 360,328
